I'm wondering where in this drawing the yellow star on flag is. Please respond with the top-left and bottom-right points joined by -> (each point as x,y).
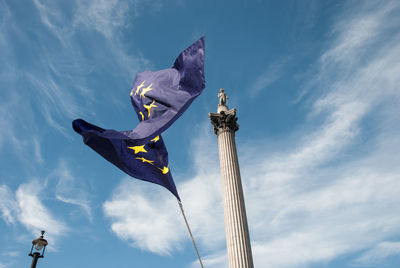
140,84 -> 153,98
127,145 -> 147,154
135,157 -> 154,165
150,136 -> 160,142
139,111 -> 145,121
144,100 -> 158,117
158,166 -> 169,174
131,81 -> 145,96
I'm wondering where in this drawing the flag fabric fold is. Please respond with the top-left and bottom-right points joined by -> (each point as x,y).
124,37 -> 205,143
73,119 -> 180,200
72,37 -> 205,200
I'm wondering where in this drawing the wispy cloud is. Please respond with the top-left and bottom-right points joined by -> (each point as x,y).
0,95 -> 25,152
32,0 -> 155,74
31,0 -> 71,41
74,0 -> 130,39
0,91 -> 44,166
0,0 -> 151,163
249,57 -> 289,95
2,251 -> 19,258
34,0 -> 162,41
25,73 -> 82,135
16,181 -> 68,242
52,161 -> 93,221
0,185 -> 17,225
32,137 -> 44,164
29,0 -> 152,119
0,2 -> 81,156
0,180 -> 69,245
355,241 -> 400,265
103,1 -> 400,267
0,161 -> 92,245
321,1 -> 396,69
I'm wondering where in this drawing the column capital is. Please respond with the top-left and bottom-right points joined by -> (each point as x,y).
209,108 -> 239,135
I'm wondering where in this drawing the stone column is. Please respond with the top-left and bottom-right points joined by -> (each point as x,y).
209,89 -> 254,268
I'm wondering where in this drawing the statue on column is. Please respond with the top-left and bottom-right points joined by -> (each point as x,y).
218,88 -> 228,106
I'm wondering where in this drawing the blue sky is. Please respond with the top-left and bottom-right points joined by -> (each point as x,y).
1,0 -> 400,267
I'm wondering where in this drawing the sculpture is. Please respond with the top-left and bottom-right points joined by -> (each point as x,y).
218,88 -> 228,106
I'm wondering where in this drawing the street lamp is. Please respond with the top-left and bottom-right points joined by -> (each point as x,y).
29,230 -> 48,268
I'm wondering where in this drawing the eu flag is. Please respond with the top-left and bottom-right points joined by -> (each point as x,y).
123,37 -> 205,143
73,119 -> 179,200
72,38 -> 205,201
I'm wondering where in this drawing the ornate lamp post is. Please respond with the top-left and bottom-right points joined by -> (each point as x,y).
28,230 -> 48,268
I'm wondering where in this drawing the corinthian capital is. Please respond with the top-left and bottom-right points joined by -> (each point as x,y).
209,108 -> 239,135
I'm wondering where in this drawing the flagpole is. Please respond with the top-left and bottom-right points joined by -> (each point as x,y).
177,200 -> 204,268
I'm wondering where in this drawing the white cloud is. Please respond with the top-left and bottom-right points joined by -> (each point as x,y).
0,180 -> 69,248
103,125 -> 225,256
33,0 -> 162,40
3,251 -> 19,257
0,185 -> 17,225
104,1 -> 400,267
25,72 -> 84,135
249,57 -> 290,95
0,95 -> 22,151
74,0 -> 130,39
0,2 -> 84,152
16,181 -> 68,242
32,138 -> 44,164
27,0 -> 152,134
0,92 -> 44,165
104,180 -> 186,255
0,0 -> 153,150
321,1 -> 397,70
32,0 -> 70,41
356,241 -> 400,265
0,165 -> 90,246
52,161 -> 92,221
189,250 -> 227,268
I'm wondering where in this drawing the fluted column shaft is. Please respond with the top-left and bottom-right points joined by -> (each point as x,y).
210,107 -> 254,268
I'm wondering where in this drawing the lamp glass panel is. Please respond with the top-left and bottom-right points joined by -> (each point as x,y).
34,243 -> 44,250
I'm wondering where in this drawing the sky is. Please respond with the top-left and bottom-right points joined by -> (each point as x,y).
0,0 -> 400,267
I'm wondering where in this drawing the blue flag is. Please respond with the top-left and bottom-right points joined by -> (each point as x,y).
72,38 -> 205,200
72,119 -> 179,199
123,37 -> 205,143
